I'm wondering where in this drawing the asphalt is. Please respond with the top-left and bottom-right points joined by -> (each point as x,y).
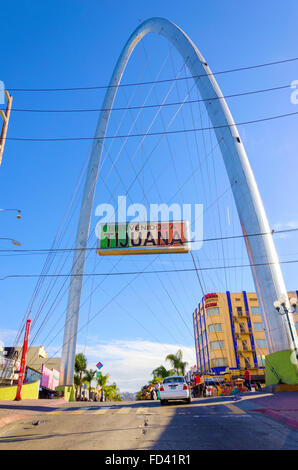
0,391 -> 297,431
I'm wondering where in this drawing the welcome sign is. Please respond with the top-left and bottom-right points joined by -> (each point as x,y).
97,221 -> 190,256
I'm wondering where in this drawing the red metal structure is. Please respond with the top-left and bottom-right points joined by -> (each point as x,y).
15,319 -> 31,401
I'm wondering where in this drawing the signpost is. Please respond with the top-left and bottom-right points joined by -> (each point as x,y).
15,319 -> 31,401
97,221 -> 190,256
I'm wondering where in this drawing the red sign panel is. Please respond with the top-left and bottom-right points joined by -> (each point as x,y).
204,293 -> 218,300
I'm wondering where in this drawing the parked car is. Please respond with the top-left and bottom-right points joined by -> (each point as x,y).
159,375 -> 191,405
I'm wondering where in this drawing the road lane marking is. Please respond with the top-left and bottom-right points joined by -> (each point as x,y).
136,407 -> 152,414
115,407 -> 130,414
224,403 -> 247,414
192,414 -> 251,418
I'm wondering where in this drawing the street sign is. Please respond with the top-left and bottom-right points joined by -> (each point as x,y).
97,221 -> 190,256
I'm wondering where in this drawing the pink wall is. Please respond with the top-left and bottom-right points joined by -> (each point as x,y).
41,364 -> 60,391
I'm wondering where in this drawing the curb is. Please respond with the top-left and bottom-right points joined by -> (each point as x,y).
0,414 -> 29,429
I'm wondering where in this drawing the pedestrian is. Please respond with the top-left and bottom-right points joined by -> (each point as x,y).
100,389 -> 105,402
244,368 -> 251,391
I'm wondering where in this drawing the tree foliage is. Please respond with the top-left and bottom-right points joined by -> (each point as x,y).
166,349 -> 188,375
83,369 -> 97,396
74,353 -> 87,398
152,365 -> 175,379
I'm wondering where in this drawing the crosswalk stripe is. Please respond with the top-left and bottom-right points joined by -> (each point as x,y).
50,406 -> 159,415
115,407 -> 130,414
136,407 -> 151,414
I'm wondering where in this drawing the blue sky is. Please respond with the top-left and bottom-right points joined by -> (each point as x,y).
0,1 -> 298,392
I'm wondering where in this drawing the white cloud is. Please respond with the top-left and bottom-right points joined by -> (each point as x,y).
272,220 -> 298,239
76,339 -> 196,393
0,328 -> 18,348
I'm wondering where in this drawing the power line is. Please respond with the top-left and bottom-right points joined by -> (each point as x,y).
0,258 -> 297,281
0,84 -> 291,114
0,227 -> 296,255
6,57 -> 298,92
6,110 -> 298,142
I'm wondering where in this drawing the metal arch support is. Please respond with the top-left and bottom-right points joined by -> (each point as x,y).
59,17 -> 297,386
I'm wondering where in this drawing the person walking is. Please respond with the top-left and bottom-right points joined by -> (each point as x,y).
244,368 -> 252,391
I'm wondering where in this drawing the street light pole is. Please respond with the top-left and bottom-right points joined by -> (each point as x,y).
0,208 -> 21,219
274,295 -> 298,360
0,237 -> 21,246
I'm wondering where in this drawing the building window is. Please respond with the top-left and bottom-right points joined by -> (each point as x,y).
208,323 -> 222,333
251,307 -> 260,314
237,306 -> 243,316
295,322 -> 298,330
256,339 -> 267,348
253,322 -> 264,331
207,307 -> 220,316
210,340 -> 224,350
244,357 -> 251,368
212,358 -> 227,367
258,355 -> 266,366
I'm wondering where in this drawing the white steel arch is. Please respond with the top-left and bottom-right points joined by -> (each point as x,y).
60,17 -> 297,386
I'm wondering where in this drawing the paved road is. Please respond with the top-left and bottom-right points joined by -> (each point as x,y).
0,397 -> 297,450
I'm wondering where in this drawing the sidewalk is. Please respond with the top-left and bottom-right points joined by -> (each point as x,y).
236,391 -> 298,430
0,398 -> 68,429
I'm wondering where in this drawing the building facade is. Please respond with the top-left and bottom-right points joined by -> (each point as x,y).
193,291 -> 298,378
0,346 -> 60,388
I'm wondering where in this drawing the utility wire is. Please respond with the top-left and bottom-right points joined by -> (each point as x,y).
6,110 -> 298,142
0,258 -> 298,281
0,227 -> 296,255
6,56 -> 298,92
0,84 -> 292,113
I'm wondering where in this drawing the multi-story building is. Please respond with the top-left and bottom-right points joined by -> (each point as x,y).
193,291 -> 298,380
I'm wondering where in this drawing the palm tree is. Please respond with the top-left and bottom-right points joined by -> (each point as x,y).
83,369 -> 97,399
152,365 -> 175,379
73,373 -> 80,400
97,373 -> 110,400
75,353 -> 87,399
150,376 -> 163,385
105,383 -> 121,401
166,349 -> 188,376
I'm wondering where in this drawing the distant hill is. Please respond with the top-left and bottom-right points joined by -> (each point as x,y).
120,392 -> 137,401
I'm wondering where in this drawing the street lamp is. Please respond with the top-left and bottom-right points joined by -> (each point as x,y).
0,208 -> 21,219
0,238 -> 21,246
273,295 -> 298,360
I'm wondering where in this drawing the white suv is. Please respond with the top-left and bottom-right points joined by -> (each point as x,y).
159,375 -> 191,405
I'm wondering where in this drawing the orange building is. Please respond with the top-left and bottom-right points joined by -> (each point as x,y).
193,291 -> 298,380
